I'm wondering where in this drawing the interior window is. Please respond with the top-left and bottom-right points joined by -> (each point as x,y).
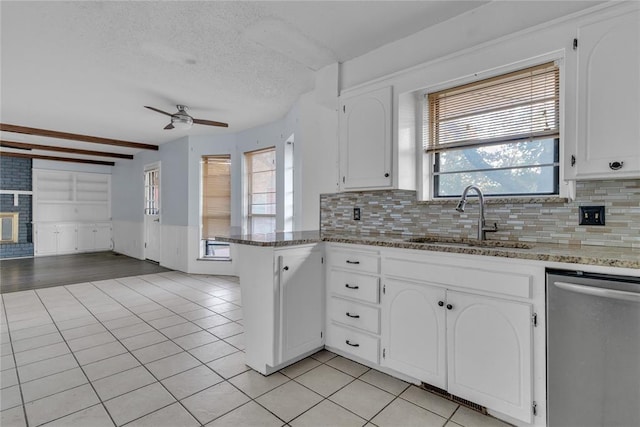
201,155 -> 231,259
245,147 -> 276,234
426,62 -> 560,197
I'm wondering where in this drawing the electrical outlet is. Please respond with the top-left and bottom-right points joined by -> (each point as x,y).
579,206 -> 605,226
353,207 -> 361,221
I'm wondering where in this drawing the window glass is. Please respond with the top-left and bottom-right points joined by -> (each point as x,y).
201,155 -> 231,259
246,148 -> 276,234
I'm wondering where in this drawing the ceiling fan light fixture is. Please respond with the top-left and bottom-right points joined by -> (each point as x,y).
171,114 -> 193,130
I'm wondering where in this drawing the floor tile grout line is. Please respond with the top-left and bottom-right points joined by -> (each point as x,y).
58,275 -> 250,427
1,295 -> 31,427
126,274 -> 241,321
155,271 -> 242,303
107,274 -> 259,426
103,275 -> 247,353
29,287 -> 120,427
111,274 -> 238,327
6,272 -> 477,427
25,284 -> 172,425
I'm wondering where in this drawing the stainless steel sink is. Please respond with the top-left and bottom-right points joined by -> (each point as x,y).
405,237 -> 533,249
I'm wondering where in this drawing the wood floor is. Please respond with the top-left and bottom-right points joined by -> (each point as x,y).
0,251 -> 171,293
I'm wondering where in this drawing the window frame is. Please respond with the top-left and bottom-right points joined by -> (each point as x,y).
244,146 -> 277,235
420,57 -> 566,201
200,154 -> 232,260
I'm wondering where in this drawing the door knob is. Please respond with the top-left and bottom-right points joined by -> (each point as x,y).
438,301 -> 444,307
446,304 -> 453,310
283,266 -> 289,271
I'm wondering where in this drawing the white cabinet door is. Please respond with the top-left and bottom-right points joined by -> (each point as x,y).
340,86 -> 392,190
572,10 -> 640,179
381,279 -> 447,388
76,223 -> 95,251
279,250 -> 324,363
446,291 -> 533,423
94,223 -> 112,250
34,224 -> 58,255
56,224 -> 77,254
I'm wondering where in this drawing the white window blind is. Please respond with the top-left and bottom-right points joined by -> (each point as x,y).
201,155 -> 231,239
426,62 -> 559,152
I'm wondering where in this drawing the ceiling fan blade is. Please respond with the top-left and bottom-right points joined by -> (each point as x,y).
145,106 -> 174,117
164,123 -> 174,130
193,118 -> 229,128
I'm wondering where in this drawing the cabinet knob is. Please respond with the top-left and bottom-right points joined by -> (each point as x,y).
346,312 -> 360,319
609,161 -> 624,170
438,301 -> 444,307
345,284 -> 359,290
345,340 -> 360,347
283,266 -> 289,271
384,173 -> 389,178
446,304 -> 453,310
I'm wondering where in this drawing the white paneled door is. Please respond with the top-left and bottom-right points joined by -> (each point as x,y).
144,165 -> 161,263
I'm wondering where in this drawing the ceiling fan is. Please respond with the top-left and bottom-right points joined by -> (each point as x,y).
144,105 -> 228,130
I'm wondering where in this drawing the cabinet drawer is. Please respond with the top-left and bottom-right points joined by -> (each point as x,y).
330,250 -> 380,274
384,256 -> 531,299
329,297 -> 380,334
328,324 -> 379,365
330,270 -> 379,304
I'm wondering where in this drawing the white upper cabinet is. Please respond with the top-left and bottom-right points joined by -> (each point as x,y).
339,86 -> 393,190
568,9 -> 640,179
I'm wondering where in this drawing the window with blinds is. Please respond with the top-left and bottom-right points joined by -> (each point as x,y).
201,155 -> 231,240
245,147 -> 276,235
426,62 -> 560,197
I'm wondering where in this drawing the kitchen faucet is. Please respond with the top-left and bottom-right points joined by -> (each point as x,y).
455,185 -> 498,240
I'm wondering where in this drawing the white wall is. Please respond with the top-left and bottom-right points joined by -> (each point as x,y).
111,105 -> 312,274
297,91 -> 339,230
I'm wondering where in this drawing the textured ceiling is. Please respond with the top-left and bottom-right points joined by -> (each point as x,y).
0,1 -> 600,161
0,0 -> 489,153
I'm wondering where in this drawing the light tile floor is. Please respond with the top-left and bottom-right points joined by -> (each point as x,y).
0,272 -> 512,427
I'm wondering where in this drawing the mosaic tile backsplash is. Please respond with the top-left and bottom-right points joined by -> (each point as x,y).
320,179 -> 640,248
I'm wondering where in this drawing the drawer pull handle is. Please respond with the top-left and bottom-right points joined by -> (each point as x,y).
345,340 -> 360,347
346,260 -> 360,265
346,312 -> 360,319
345,284 -> 359,290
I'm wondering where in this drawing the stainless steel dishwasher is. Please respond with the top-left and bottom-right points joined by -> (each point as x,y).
546,269 -> 640,427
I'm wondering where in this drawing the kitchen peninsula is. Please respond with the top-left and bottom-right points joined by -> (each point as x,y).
218,230 -> 640,426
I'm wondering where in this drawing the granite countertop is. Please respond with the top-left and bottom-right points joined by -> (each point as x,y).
321,233 -> 640,269
214,230 -> 321,247
216,230 -> 640,269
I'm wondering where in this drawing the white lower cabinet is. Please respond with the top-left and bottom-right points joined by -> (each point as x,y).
327,323 -> 380,365
35,222 -> 112,256
35,223 -> 77,255
236,243 -> 324,374
325,244 -> 382,365
446,291 -> 533,423
380,281 -> 533,423
279,250 -> 325,363
77,223 -> 113,251
380,279 -> 446,388
325,244 -> 542,425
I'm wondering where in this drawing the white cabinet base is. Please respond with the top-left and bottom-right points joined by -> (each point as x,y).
236,243 -> 324,375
